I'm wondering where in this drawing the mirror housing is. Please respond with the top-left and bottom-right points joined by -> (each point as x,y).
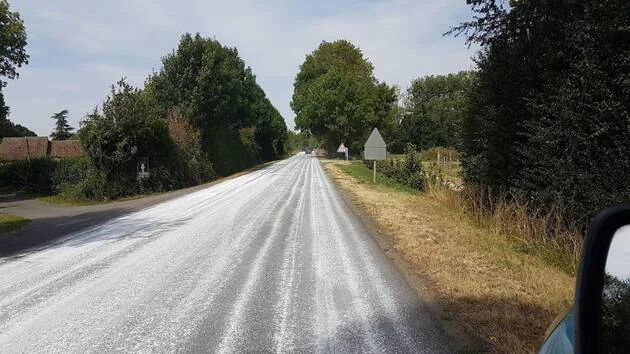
575,203 -> 630,353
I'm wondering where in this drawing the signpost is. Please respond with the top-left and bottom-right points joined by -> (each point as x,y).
337,143 -> 348,160
364,128 -> 387,183
137,158 -> 150,180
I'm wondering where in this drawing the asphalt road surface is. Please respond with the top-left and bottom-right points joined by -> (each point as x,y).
0,153 -> 451,353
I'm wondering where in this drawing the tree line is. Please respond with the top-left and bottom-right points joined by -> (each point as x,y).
448,0 -> 630,225
1,0 -> 287,200
291,39 -> 474,157
292,1 -> 630,227
75,33 -> 287,199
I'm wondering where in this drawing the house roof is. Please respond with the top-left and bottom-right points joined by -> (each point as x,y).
0,137 -> 50,161
50,140 -> 85,159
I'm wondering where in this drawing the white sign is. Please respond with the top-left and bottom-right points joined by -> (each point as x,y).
137,158 -> 150,179
337,142 -> 348,160
364,128 -> 387,160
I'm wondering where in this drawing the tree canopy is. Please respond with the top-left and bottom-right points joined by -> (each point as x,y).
292,40 -> 397,155
0,0 -> 34,138
451,0 -> 630,223
146,33 -> 287,174
398,71 -> 475,151
0,0 -> 28,86
50,109 -> 74,140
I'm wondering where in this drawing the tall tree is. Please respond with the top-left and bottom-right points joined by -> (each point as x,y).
50,109 -> 74,140
0,0 -> 28,87
399,71 -> 476,150
146,33 -> 286,175
0,0 -> 31,138
292,40 -> 397,155
450,0 -> 630,223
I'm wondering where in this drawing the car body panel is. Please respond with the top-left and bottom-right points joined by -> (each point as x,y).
539,311 -> 574,354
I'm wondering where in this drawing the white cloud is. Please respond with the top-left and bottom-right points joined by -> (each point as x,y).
5,0 -> 475,135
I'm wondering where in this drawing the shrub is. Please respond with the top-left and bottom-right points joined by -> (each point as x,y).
79,80 -> 185,199
0,158 -> 57,194
167,110 -> 215,185
364,144 -> 426,190
51,157 -> 90,192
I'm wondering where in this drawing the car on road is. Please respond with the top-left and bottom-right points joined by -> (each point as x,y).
539,204 -> 630,353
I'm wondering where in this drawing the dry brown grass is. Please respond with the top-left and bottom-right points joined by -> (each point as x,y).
323,161 -> 575,353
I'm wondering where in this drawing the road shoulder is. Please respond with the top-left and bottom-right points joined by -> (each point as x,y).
0,159 -> 280,258
322,160 -> 574,353
321,160 -> 484,353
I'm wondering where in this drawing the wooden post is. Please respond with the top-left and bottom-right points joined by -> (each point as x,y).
373,160 -> 376,184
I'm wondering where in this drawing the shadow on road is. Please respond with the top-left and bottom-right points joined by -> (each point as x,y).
0,208 -> 189,259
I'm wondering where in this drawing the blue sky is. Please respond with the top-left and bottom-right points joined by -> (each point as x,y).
5,0 -> 476,136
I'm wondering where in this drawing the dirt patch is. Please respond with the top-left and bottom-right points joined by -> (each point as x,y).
323,161 -> 574,353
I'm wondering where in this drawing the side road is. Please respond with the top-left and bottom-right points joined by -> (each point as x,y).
0,161 -> 277,257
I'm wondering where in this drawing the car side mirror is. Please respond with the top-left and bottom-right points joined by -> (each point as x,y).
575,204 -> 630,353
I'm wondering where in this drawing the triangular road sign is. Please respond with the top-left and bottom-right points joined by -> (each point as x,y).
364,128 -> 386,149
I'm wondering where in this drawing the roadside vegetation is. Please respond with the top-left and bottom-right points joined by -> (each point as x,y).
294,2 -> 628,352
0,213 -> 29,235
0,1 -> 288,202
325,160 -> 574,352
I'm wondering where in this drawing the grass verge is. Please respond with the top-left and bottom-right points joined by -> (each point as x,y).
39,159 -> 282,206
335,160 -> 418,194
323,160 -> 574,353
0,214 -> 31,235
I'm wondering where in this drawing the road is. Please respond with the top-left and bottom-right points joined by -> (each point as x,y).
0,153 -> 451,353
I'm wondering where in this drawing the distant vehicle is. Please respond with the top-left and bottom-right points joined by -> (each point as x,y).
539,204 -> 630,353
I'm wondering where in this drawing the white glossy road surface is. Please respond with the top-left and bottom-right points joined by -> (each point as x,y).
0,153 -> 451,353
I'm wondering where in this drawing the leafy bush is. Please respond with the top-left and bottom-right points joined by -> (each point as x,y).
167,109 -> 215,184
364,144 -> 426,190
0,158 -> 57,194
51,157 -> 89,191
79,80 -> 185,199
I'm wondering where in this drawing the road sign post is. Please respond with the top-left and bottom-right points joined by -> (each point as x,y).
337,143 -> 348,160
373,160 -> 376,184
137,158 -> 150,180
364,128 -> 387,184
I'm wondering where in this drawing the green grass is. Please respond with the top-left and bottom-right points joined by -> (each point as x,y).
335,161 -> 417,194
0,214 -> 30,234
39,195 -> 110,206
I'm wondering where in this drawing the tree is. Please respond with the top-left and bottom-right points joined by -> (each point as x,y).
0,0 -> 28,87
50,109 -> 74,140
0,0 -> 32,138
450,0 -> 630,223
399,71 -> 476,151
79,79 -> 179,199
254,98 -> 287,161
167,109 -> 214,184
292,40 -> 397,155
146,33 -> 286,175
